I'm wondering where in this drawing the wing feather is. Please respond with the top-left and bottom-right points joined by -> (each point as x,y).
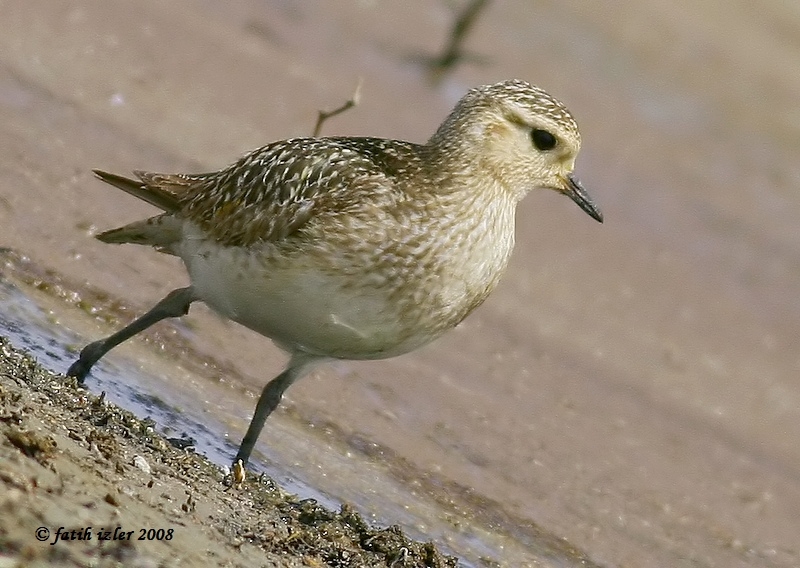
94,137 -> 422,248
178,137 -> 420,246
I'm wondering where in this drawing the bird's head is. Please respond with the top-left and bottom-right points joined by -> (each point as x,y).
430,79 -> 603,222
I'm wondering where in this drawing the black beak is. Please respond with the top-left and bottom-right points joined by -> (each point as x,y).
563,173 -> 603,223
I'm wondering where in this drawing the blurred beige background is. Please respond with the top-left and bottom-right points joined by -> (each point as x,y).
0,1 -> 798,566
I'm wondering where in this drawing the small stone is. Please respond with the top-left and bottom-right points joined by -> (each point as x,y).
132,455 -> 151,474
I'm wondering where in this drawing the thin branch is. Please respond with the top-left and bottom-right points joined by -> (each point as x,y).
429,0 -> 491,82
313,78 -> 364,137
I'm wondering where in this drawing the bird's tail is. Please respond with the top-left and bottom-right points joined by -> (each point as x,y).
92,169 -> 181,212
95,215 -> 182,252
92,169 -> 185,253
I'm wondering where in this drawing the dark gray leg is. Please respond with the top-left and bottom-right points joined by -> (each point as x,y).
234,353 -> 321,466
67,287 -> 197,382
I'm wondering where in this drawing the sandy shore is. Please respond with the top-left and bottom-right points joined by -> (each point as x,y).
1,1 -> 799,566
0,332 -> 461,567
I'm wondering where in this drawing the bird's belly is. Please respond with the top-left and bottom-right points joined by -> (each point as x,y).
183,246 -> 439,360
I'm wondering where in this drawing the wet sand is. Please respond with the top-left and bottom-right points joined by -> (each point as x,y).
1,1 -> 799,566
0,333 -> 458,567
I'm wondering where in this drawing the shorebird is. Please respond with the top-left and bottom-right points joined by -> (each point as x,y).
67,79 -> 602,467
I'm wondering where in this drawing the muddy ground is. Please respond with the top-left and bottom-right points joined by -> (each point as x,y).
0,333 -> 460,568
0,1 -> 799,567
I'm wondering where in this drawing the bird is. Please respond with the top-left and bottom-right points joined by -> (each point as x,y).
67,79 -> 602,468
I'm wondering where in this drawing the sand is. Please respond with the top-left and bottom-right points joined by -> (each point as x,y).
1,1 -> 799,566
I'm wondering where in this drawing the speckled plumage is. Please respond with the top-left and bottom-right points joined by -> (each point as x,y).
70,79 -> 602,466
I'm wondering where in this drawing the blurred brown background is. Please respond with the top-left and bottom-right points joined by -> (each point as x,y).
0,1 -> 798,566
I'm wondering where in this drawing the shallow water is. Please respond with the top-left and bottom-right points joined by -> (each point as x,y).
1,1 -> 799,566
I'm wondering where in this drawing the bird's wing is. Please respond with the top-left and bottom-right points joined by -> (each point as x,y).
167,137 -> 418,246
92,169 -> 185,212
93,138 -> 420,247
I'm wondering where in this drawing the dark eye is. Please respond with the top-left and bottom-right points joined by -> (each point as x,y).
531,129 -> 557,151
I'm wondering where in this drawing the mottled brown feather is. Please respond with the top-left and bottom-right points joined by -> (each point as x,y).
179,137 -> 431,246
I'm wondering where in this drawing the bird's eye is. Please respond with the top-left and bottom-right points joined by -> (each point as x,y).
531,129 -> 557,151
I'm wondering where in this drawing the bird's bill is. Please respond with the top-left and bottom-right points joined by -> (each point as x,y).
561,173 -> 603,223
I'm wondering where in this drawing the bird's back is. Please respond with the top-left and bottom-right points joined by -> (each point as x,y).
96,137 -> 428,251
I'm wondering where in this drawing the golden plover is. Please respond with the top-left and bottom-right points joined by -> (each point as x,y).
67,79 -> 602,467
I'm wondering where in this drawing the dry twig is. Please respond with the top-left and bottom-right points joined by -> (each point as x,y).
313,78 -> 363,137
429,0 -> 491,82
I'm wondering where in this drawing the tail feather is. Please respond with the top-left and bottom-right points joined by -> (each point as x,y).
92,168 -> 187,253
92,169 -> 180,213
96,215 -> 182,254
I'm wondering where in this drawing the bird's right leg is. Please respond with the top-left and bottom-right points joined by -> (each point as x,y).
67,286 -> 198,382
234,352 -> 322,466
